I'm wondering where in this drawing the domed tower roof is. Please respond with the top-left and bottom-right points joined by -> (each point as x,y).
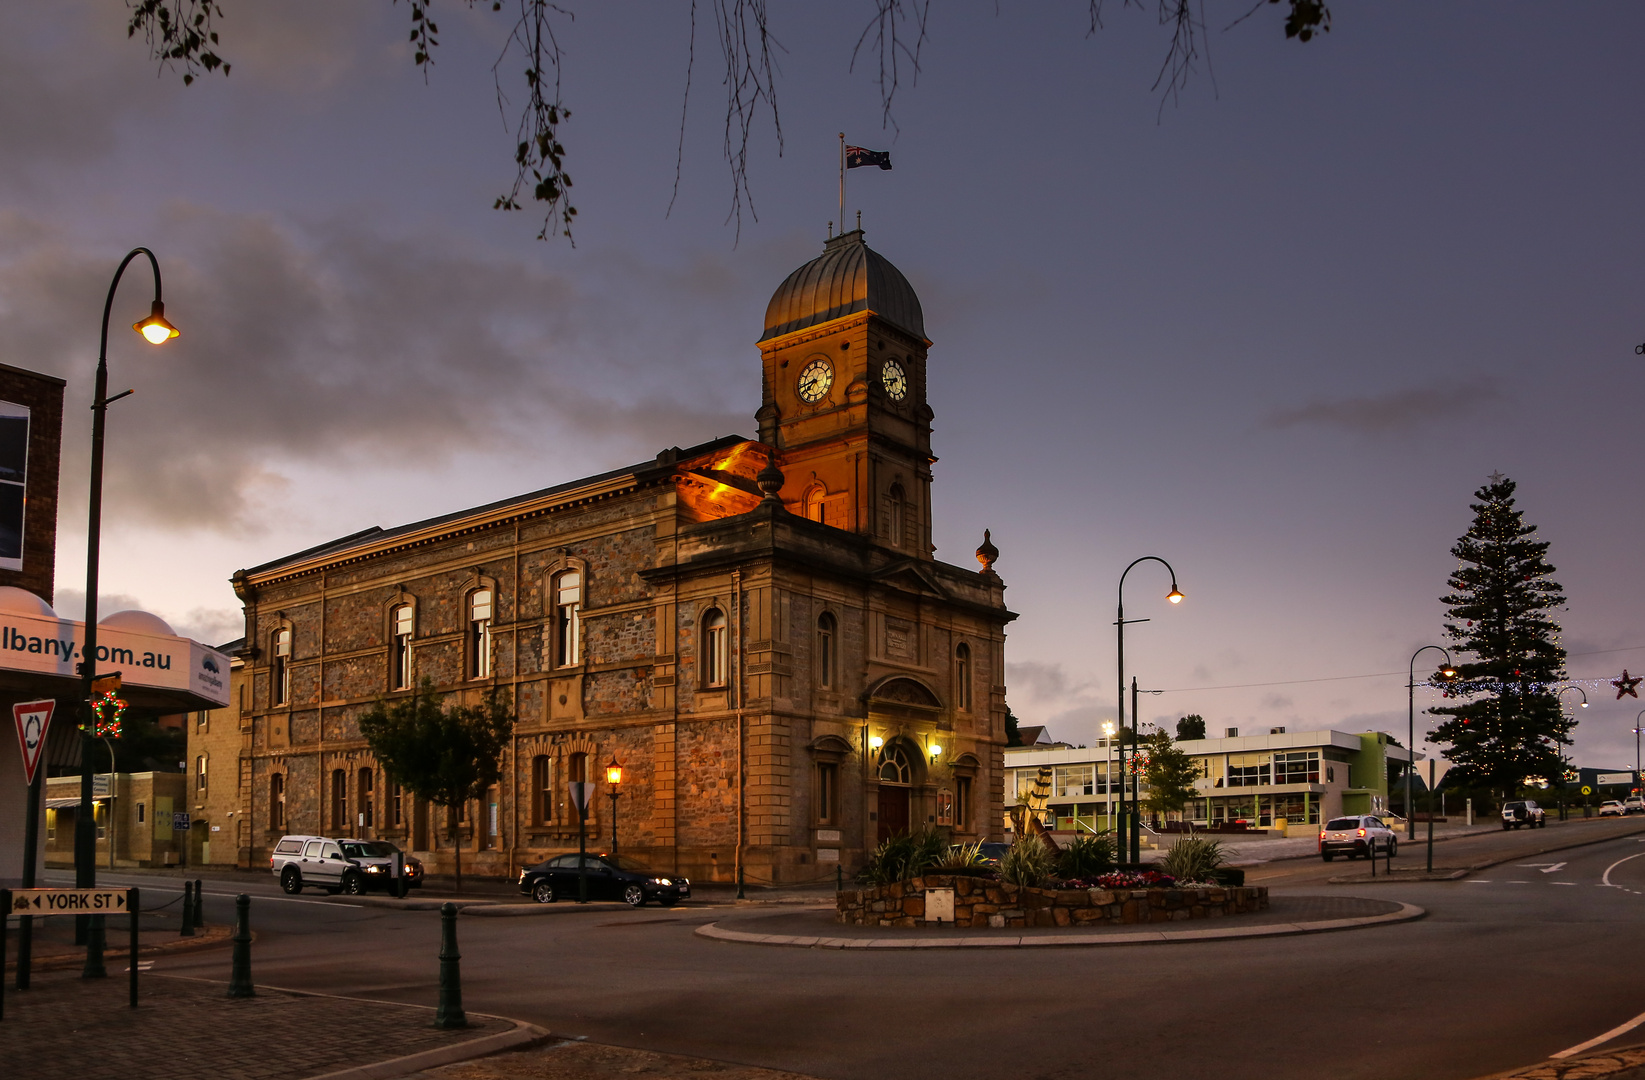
759,230 -> 925,343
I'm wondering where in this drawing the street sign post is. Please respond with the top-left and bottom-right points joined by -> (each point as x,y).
1,886 -> 140,1018
172,812 -> 191,832
12,699 -> 54,786
12,699 -> 57,994
569,781 -> 593,903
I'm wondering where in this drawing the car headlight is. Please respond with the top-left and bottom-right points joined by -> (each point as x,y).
364,864 -> 385,873
652,877 -> 672,886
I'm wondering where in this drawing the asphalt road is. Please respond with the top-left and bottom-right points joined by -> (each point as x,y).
41,818 -> 1645,1080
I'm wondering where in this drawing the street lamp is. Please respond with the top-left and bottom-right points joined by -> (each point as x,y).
1101,721 -> 1116,833
1117,556 -> 1182,863
75,249 -> 178,968
1406,646 -> 1456,840
1634,709 -> 1644,801
1556,685 -> 1589,713
605,757 -> 623,858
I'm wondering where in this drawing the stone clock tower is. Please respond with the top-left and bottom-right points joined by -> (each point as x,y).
756,229 -> 935,558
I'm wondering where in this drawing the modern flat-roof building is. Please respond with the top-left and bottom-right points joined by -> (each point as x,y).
1005,728 -> 1416,833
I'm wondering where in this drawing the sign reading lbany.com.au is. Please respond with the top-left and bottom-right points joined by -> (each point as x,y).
0,610 -> 230,707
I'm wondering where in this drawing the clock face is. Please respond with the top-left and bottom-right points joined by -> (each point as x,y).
881,358 -> 908,401
797,358 -> 833,403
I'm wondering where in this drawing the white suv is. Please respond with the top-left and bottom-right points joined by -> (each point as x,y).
1501,800 -> 1546,830
271,835 -> 368,895
1319,815 -> 1397,862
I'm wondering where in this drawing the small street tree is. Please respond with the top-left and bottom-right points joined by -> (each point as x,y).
358,678 -> 516,890
1428,476 -> 1572,795
1143,729 -> 1201,824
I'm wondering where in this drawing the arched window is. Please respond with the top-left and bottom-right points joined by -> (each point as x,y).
804,485 -> 826,524
270,773 -> 286,830
568,752 -> 587,784
888,484 -> 906,547
358,767 -> 374,829
272,627 -> 292,706
701,608 -> 728,687
390,604 -> 414,690
879,744 -> 912,785
955,642 -> 972,711
554,571 -> 581,667
531,755 -> 552,824
469,589 -> 493,679
816,612 -> 836,689
330,769 -> 348,832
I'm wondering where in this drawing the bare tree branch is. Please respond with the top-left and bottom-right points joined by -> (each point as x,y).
707,0 -> 785,242
850,0 -> 931,136
489,1 -> 577,242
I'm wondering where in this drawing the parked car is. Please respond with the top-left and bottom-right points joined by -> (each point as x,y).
1624,797 -> 1645,815
271,834 -> 370,895
1318,815 -> 1397,862
1600,800 -> 1627,817
518,853 -> 691,907
1502,800 -> 1546,830
339,839 -> 424,890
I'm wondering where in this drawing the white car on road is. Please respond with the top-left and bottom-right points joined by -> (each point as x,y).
1319,815 -> 1397,862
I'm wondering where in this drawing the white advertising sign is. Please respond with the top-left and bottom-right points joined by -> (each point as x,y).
1597,772 -> 1636,786
0,609 -> 229,706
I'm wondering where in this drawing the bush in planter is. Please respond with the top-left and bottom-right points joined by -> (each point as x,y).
1056,833 -> 1116,881
1161,835 -> 1225,882
857,827 -> 949,886
1000,834 -> 1057,888
930,840 -> 997,877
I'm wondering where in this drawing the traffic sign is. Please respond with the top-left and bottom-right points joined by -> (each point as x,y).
172,812 -> 191,832
11,699 -> 54,785
1581,785 -> 1593,795
569,781 -> 593,815
91,672 -> 122,696
8,888 -> 130,914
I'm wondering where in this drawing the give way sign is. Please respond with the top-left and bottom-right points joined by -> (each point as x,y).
13,699 -> 55,785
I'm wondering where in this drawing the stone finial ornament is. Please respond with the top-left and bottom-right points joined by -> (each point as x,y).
975,529 -> 999,575
757,456 -> 785,502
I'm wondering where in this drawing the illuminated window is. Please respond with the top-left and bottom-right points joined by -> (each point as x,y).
390,604 -> 414,689
804,485 -> 826,524
955,642 -> 972,711
469,590 -> 493,679
816,612 -> 836,689
196,755 -> 208,791
702,608 -> 728,687
272,628 -> 292,706
554,571 -> 581,667
879,744 -> 911,784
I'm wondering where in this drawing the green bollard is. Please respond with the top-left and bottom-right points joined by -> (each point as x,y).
434,903 -> 467,1029
179,881 -> 195,938
82,915 -> 107,979
193,880 -> 205,929
227,895 -> 254,998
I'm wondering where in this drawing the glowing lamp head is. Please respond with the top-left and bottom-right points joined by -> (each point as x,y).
868,734 -> 884,750
604,757 -> 623,785
1101,721 -> 1116,738
929,743 -> 943,758
1581,701 -> 1589,709
1166,587 -> 1183,605
133,300 -> 179,344
1441,665 -> 1458,678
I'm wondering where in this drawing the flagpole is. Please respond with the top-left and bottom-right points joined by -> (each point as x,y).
839,132 -> 846,237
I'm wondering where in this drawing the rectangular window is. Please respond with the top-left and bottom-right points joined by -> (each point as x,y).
702,609 -> 728,687
532,755 -> 553,825
936,789 -> 954,827
196,755 -> 208,791
555,572 -> 581,666
387,777 -> 403,828
956,775 -> 973,831
1273,751 -> 1320,785
1055,764 -> 1094,798
272,628 -> 292,706
330,769 -> 347,832
470,590 -> 493,679
136,802 -> 145,824
816,762 -> 838,825
0,401 -> 29,571
1226,752 -> 1271,788
392,605 -> 414,689
46,808 -> 55,840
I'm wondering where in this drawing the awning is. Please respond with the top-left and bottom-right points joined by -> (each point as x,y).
44,797 -> 81,809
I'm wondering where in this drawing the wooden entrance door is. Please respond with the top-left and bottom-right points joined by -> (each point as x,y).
877,786 -> 910,844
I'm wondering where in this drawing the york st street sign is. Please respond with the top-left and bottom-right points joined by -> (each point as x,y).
9,888 -> 130,914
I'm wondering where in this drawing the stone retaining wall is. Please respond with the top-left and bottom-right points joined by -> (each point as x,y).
837,874 -> 1269,928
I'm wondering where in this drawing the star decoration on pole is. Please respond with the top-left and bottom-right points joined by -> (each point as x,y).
1488,471 -> 1505,483
1615,670 -> 1643,700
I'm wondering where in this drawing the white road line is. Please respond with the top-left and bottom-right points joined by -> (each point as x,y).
1602,852 -> 1645,887
1466,880 -> 1493,884
1553,1006 -> 1645,1058
1549,882 -> 1576,886
1540,863 -> 1567,874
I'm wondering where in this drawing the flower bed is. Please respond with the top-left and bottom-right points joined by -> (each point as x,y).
836,873 -> 1268,929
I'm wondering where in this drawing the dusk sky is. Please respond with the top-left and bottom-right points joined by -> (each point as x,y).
4,3 -> 1643,768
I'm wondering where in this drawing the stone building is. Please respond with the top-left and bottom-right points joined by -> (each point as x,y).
223,230 -> 1016,884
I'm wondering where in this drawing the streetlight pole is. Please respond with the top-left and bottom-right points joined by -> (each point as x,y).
1102,721 -> 1115,834
1634,709 -> 1644,802
1407,646 -> 1456,842
1117,556 -> 1182,864
75,249 -> 179,951
604,757 -> 623,858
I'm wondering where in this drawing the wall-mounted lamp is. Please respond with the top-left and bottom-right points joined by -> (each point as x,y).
929,743 -> 943,758
868,735 -> 884,750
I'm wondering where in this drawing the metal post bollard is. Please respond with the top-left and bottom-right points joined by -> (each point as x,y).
193,880 -> 205,929
180,880 -> 195,938
434,903 -> 467,1029
82,915 -> 107,979
228,895 -> 254,998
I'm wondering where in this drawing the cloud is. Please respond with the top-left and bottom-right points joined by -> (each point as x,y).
1007,660 -> 1100,705
1260,693 -> 1294,710
53,588 -> 242,646
1263,378 -> 1508,436
0,206 -> 760,533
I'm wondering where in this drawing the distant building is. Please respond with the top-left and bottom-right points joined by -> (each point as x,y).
1005,728 -> 1414,833
217,230 -> 1015,883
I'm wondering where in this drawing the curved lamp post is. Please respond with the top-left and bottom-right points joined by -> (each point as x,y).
1117,557 -> 1182,863
1101,721 -> 1116,833
1407,646 -> 1457,840
605,757 -> 623,857
76,250 -> 179,927
1634,709 -> 1645,800
1556,685 -> 1589,713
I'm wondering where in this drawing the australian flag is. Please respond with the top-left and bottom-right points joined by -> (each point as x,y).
845,146 -> 892,170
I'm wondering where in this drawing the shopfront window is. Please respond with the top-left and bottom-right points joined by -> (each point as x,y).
1273,751 -> 1320,785
1226,752 -> 1270,788
1055,765 -> 1093,798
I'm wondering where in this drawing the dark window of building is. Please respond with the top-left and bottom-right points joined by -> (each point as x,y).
816,762 -> 838,825
358,767 -> 374,828
568,752 -> 587,784
196,755 -> 207,791
387,776 -> 403,828
956,775 -> 973,831
888,483 -> 906,547
879,744 -> 911,784
531,755 -> 552,824
330,769 -> 347,832
955,642 -> 972,711
702,608 -> 728,687
271,773 -> 286,830
817,612 -> 836,689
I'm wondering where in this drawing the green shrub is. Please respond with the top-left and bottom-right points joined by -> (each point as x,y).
1161,835 -> 1225,882
1000,835 -> 1056,888
1056,833 -> 1116,881
932,841 -> 994,875
856,827 -> 949,885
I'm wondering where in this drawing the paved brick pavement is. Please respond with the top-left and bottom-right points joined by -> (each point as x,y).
0,971 -> 506,1080
410,1040 -> 825,1080
711,894 -> 1402,940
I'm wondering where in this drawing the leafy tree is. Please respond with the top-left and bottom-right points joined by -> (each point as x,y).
124,1 -> 1329,242
358,677 -> 515,889
1142,728 -> 1199,819
1427,476 -> 1571,795
1005,708 -> 1022,748
1175,714 -> 1206,740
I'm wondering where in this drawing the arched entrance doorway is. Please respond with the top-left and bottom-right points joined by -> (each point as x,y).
877,741 -> 914,844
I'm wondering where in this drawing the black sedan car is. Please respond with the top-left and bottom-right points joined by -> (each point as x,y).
518,853 -> 690,907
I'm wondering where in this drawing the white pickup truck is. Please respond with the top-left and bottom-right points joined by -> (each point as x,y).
1501,800 -> 1546,830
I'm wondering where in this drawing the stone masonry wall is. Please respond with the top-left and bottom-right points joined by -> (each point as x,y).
837,874 -> 1268,929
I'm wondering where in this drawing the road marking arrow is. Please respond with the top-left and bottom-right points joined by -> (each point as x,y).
1541,862 -> 1567,874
